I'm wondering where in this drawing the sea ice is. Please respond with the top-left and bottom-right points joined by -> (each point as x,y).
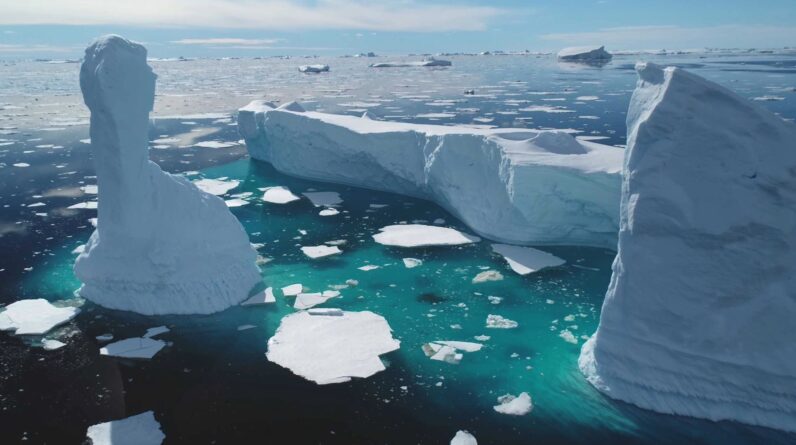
293,292 -> 338,310
373,224 -> 480,248
422,340 -> 483,364
450,430 -> 478,445
281,283 -> 303,297
100,337 -> 166,359
192,178 -> 239,196
241,287 -> 276,305
261,186 -> 301,204
266,310 -> 400,384
301,245 -> 342,259
557,46 -> 612,62
319,208 -> 339,216
0,299 -> 79,335
302,191 -> 342,207
74,35 -> 260,315
370,58 -> 451,68
41,339 -> 66,350
402,258 -> 423,268
493,392 -> 533,415
580,62 -> 796,433
143,326 -> 169,338
472,270 -> 503,283
491,244 -> 565,275
239,101 -> 621,248
485,314 -> 518,329
298,64 -> 330,73
85,411 -> 165,445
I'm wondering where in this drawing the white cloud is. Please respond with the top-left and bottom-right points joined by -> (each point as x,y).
0,0 -> 506,32
172,38 -> 283,46
541,25 -> 796,50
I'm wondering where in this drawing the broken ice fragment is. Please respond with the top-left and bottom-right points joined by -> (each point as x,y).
485,314 -> 518,329
472,270 -> 503,283
493,392 -> 533,415
0,299 -> 79,335
491,244 -> 565,275
100,337 -> 166,359
261,186 -> 301,204
373,225 -> 480,248
281,284 -> 303,297
86,411 -> 165,445
301,245 -> 342,259
451,430 -> 478,445
241,287 -> 276,305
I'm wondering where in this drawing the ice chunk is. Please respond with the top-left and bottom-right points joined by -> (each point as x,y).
75,35 -> 260,315
422,340 -> 483,364
451,430 -> 478,445
301,245 -> 342,259
302,191 -> 342,207
293,292 -> 337,310
239,102 -> 621,248
192,178 -> 239,196
402,258 -> 423,268
557,46 -> 612,62
241,287 -> 276,305
100,337 -> 166,359
85,411 -> 165,445
298,64 -> 329,73
42,339 -> 66,350
491,244 -> 565,275
493,392 -> 533,415
281,283 -> 303,297
143,326 -> 169,338
266,310 -> 400,384
485,314 -> 518,329
0,299 -> 79,335
319,208 -> 339,216
472,270 -> 503,283
370,58 -> 451,68
358,264 -> 380,271
373,225 -> 480,248
262,186 -> 300,204
580,62 -> 796,433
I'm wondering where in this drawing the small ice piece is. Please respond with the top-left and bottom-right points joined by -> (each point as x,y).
493,392 -> 533,415
194,140 -> 237,149
42,339 -> 66,350
303,191 -> 342,207
72,244 -> 86,254
224,198 -> 249,207
237,324 -> 256,331
319,208 -> 339,216
192,178 -> 239,196
299,64 -> 330,73
422,341 -> 483,364
358,264 -> 380,271
487,296 -> 502,304
96,333 -> 114,342
491,244 -> 565,275
266,310 -> 400,384
282,283 -> 303,297
100,337 -> 166,359
143,326 -> 169,338
373,225 -> 480,248
85,411 -> 165,445
241,287 -> 276,305
402,258 -> 423,268
308,308 -> 344,316
262,186 -> 301,204
486,314 -> 518,329
472,270 -> 503,283
559,329 -> 578,344
0,299 -> 79,335
451,430 -> 478,445
294,292 -> 337,310
68,201 -> 98,209
301,245 -> 342,259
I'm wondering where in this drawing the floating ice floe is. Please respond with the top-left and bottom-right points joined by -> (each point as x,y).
266,310 -> 400,384
281,283 -> 303,297
68,201 -> 98,210
358,264 -> 380,271
224,198 -> 249,207
493,392 -> 533,415
373,224 -> 480,248
580,62 -> 796,433
239,101 -> 621,248
302,191 -> 342,207
261,186 -> 301,204
451,430 -> 478,445
241,287 -> 276,305
293,291 -> 340,310
301,245 -> 342,259
319,208 -> 339,216
193,140 -> 237,149
41,339 -> 67,350
422,340 -> 483,364
192,178 -> 239,196
86,411 -> 165,445
559,329 -> 578,344
402,258 -> 423,268
557,46 -> 612,63
143,326 -> 169,338
74,36 -> 260,315
0,299 -> 79,335
100,337 -> 166,359
370,58 -> 451,68
486,314 -> 518,329
491,244 -> 565,275
299,64 -> 330,73
472,270 -> 503,283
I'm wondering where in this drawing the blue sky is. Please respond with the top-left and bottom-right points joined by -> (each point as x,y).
1,0 -> 795,59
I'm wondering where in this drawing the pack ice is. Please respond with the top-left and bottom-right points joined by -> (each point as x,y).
580,63 -> 796,432
74,35 -> 260,315
239,102 -> 622,248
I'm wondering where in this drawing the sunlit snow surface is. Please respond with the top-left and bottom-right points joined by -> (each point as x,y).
1,52 -> 795,444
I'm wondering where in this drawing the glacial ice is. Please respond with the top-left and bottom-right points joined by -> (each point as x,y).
239,101 -> 622,248
557,46 -> 612,62
74,35 -> 260,315
491,244 -> 565,275
266,310 -> 400,384
0,299 -> 79,336
373,224 -> 480,247
86,411 -> 165,445
580,62 -> 796,433
493,392 -> 533,415
450,430 -> 478,445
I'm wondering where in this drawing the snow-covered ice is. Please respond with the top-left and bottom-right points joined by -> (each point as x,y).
74,35 -> 260,315
491,244 -> 565,275
485,314 -> 518,329
86,411 -> 165,445
192,178 -> 239,196
422,340 -> 483,364
266,310 -> 400,384
450,430 -> 478,445
580,62 -> 796,433
373,224 -> 480,248
493,392 -> 533,415
301,245 -> 342,259
281,283 -> 303,297
261,186 -> 301,204
0,299 -> 79,335
472,270 -> 503,283
239,101 -> 621,248
557,46 -> 612,62
293,291 -> 339,310
241,287 -> 276,305
100,337 -> 166,359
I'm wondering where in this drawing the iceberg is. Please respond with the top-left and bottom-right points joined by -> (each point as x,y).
557,46 -> 612,62
266,310 -> 400,384
298,64 -> 330,73
580,63 -> 796,432
370,58 -> 451,68
239,101 -> 622,248
86,411 -> 165,445
373,224 -> 480,248
74,35 -> 260,315
261,186 -> 301,204
0,299 -> 79,336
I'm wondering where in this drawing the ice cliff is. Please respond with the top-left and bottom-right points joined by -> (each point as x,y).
75,35 -> 260,315
580,62 -> 796,432
239,103 -> 622,248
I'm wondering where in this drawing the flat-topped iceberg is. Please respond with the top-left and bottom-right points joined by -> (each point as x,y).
239,102 -> 622,248
580,62 -> 796,432
557,46 -> 612,62
266,310 -> 400,384
74,35 -> 260,315
0,299 -> 79,335
86,411 -> 165,445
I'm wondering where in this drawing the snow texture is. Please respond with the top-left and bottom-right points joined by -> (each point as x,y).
86,411 -> 165,445
266,310 -> 400,384
239,101 -> 621,248
74,35 -> 260,315
580,62 -> 796,433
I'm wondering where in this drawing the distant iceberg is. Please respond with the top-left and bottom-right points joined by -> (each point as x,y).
370,57 -> 452,68
74,35 -> 261,315
239,102 -> 622,248
298,64 -> 329,73
557,46 -> 612,63
580,62 -> 796,432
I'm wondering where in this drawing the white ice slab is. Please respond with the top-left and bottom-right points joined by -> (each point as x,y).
301,245 -> 342,259
0,299 -> 79,335
402,258 -> 423,268
491,244 -> 565,275
86,411 -> 165,445
486,314 -> 518,329
100,337 -> 166,359
262,186 -> 301,204
373,225 -> 480,248
451,430 -> 478,445
241,287 -> 276,305
281,283 -> 303,297
493,392 -> 533,415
